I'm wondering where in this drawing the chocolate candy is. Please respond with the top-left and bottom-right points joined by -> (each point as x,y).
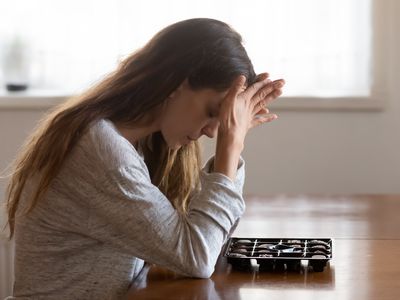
235,245 -> 248,249
311,254 -> 327,259
308,240 -> 330,247
258,244 -> 275,249
312,250 -> 326,255
230,253 -> 247,258
310,245 -> 327,250
237,239 -> 252,243
232,248 -> 248,254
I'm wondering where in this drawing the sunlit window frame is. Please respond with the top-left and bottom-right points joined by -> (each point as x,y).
270,0 -> 389,112
0,0 -> 390,111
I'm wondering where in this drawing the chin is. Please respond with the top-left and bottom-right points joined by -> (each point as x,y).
165,138 -> 182,150
166,142 -> 181,150
161,132 -> 183,150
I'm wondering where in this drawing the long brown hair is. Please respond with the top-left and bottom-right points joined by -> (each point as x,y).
4,18 -> 256,239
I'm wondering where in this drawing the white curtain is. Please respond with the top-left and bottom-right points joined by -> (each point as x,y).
0,0 -> 371,97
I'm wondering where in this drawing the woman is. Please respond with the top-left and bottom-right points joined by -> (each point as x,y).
4,18 -> 284,299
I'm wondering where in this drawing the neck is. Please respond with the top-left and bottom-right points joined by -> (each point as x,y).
113,119 -> 161,146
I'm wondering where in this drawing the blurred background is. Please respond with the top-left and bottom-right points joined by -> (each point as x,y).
0,0 -> 399,298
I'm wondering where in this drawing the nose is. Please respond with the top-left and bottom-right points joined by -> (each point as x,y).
201,119 -> 219,138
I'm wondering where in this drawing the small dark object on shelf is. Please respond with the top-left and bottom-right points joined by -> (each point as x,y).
6,83 -> 28,92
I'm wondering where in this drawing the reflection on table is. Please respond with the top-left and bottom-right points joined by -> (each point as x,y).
125,195 -> 400,300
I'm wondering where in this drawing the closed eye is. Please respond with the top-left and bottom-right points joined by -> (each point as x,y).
207,102 -> 221,119
209,107 -> 220,119
207,106 -> 216,118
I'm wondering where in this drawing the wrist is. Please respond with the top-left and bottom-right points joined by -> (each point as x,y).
216,134 -> 244,153
214,138 -> 242,181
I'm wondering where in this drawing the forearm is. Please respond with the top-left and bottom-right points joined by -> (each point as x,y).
213,135 -> 243,181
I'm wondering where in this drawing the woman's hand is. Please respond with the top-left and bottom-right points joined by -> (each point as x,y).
250,73 -> 284,128
217,73 -> 285,148
213,73 -> 284,180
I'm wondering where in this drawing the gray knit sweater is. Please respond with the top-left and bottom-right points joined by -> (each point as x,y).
9,119 -> 245,299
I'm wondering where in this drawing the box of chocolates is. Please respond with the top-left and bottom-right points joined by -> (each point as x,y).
223,238 -> 332,272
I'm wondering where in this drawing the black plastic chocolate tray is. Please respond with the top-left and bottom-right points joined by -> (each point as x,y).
223,237 -> 333,272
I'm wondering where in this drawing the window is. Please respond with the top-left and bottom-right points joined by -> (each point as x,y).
0,0 -> 379,109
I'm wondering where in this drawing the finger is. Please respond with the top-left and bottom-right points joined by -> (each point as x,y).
258,88 -> 283,108
259,107 -> 270,114
254,84 -> 275,108
250,113 -> 278,128
225,75 -> 247,103
255,72 -> 269,82
241,76 -> 272,100
253,106 -> 269,116
252,79 -> 285,107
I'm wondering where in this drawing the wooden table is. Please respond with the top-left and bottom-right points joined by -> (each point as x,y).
125,195 -> 400,300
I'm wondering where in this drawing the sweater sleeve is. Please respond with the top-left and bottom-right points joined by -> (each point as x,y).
87,155 -> 245,279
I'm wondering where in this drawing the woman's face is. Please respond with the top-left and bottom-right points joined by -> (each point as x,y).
160,79 -> 228,150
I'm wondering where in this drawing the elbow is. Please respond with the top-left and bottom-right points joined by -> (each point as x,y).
189,264 -> 215,279
181,251 -> 216,278
173,246 -> 216,278
190,250 -> 218,278
187,247 -> 217,278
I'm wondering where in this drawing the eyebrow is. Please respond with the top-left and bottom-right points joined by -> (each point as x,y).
209,97 -> 223,117
216,102 -> 222,115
